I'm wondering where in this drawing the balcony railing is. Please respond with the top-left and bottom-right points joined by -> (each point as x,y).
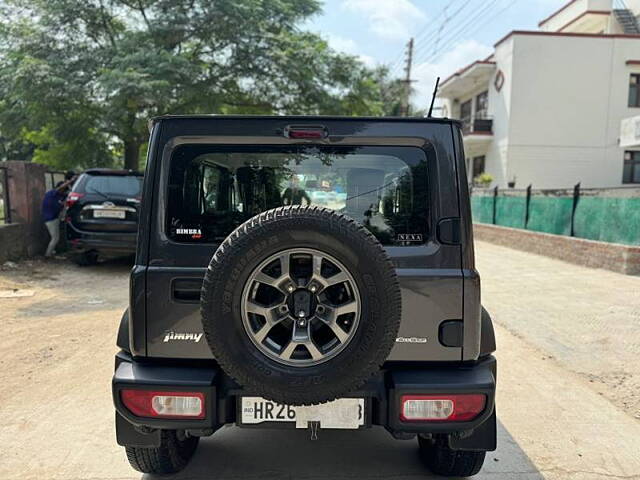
461,115 -> 493,135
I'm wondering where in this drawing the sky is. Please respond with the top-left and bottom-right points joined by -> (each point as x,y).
307,0 -> 565,108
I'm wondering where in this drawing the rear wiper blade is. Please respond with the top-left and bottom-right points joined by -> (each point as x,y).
86,187 -> 111,202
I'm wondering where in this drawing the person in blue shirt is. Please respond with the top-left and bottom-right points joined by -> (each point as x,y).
42,178 -> 74,257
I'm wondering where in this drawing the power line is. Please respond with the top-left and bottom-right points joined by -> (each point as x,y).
413,0 -> 501,66
390,0 -> 472,78
414,0 -> 499,65
459,0 -> 521,51
413,0 -> 471,48
414,0 -> 474,55
419,0 -> 520,67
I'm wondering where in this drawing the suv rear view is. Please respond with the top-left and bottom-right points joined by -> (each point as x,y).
112,116 -> 497,478
65,169 -> 143,264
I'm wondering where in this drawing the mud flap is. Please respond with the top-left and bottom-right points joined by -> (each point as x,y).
116,412 -> 161,447
448,409 -> 497,451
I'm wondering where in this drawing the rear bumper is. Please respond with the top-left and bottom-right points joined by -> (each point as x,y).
65,222 -> 136,254
112,352 -> 496,450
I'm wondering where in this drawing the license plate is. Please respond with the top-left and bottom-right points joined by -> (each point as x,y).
240,396 -> 365,429
94,209 -> 125,219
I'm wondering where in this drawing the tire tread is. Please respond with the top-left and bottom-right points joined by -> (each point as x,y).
124,430 -> 198,475
418,437 -> 486,477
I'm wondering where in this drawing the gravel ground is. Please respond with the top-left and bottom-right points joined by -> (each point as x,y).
0,247 -> 639,480
476,240 -> 640,421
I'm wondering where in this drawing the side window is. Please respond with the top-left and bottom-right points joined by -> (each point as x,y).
203,167 -> 218,211
460,100 -> 471,133
475,90 -> 488,118
623,151 -> 640,184
473,156 -> 485,178
629,74 -> 640,108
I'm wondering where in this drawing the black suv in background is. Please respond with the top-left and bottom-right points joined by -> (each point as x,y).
64,169 -> 143,265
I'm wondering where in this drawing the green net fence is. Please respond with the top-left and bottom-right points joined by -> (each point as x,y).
471,186 -> 640,246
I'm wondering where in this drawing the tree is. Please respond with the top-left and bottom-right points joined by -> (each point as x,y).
370,67 -> 427,117
0,0 -> 386,170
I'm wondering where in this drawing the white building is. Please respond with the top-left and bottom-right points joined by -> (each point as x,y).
438,0 -> 640,188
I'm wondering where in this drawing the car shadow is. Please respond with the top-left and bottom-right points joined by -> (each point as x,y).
142,420 -> 543,480
79,253 -> 135,272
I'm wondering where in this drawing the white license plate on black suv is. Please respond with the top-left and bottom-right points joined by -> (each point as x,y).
240,396 -> 365,429
94,209 -> 126,219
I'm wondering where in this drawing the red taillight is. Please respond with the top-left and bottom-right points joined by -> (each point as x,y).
400,394 -> 486,422
284,125 -> 327,139
65,192 -> 84,207
121,390 -> 205,419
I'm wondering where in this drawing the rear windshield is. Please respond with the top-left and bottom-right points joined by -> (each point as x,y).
166,145 -> 429,246
82,175 -> 142,197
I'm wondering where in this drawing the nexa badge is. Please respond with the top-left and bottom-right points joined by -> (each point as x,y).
397,233 -> 423,243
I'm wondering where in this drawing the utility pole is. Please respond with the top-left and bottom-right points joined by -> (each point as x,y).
399,37 -> 414,117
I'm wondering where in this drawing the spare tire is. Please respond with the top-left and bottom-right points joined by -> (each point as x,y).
201,206 -> 401,405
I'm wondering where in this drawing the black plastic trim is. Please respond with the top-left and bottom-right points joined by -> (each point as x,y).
113,352 -> 496,451
387,356 -> 496,436
171,278 -> 203,303
112,352 -> 219,430
116,411 -> 161,447
439,320 -> 464,347
150,114 -> 462,128
449,409 -> 497,451
436,217 -> 461,245
116,310 -> 130,353
480,307 -> 497,357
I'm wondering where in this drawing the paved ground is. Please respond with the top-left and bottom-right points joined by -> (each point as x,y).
0,243 -> 639,480
476,241 -> 640,421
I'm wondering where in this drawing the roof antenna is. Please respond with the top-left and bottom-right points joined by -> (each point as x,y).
427,76 -> 440,118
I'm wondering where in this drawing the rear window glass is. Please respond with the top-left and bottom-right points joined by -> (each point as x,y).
82,175 -> 142,197
166,145 -> 429,246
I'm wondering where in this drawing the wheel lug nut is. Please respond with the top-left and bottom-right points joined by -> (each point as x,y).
310,285 -> 317,293
287,285 -> 294,293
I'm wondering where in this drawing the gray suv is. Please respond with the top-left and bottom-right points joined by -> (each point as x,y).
112,115 -> 497,477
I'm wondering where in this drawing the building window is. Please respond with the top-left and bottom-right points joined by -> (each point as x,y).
472,156 -> 485,178
629,74 -> 640,108
460,99 -> 472,133
475,91 -> 488,118
460,99 -> 472,122
623,151 -> 640,183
